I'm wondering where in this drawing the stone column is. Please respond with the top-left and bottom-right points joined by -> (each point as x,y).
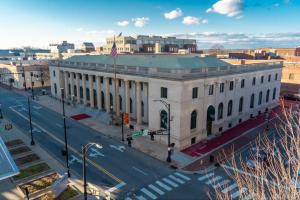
70,72 -> 74,98
114,78 -> 120,116
64,71 -> 69,100
96,76 -> 102,110
136,81 -> 142,125
105,77 -> 110,112
82,74 -> 87,105
89,75 -> 94,108
125,80 -> 130,115
76,73 -> 80,103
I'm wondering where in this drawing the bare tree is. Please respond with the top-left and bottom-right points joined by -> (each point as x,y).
209,101 -> 300,200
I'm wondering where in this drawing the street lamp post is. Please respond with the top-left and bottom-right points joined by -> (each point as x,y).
22,65 -> 27,91
27,97 -> 35,146
82,143 -> 102,200
153,99 -> 171,162
30,72 -> 34,99
61,88 -> 70,177
121,112 -> 124,141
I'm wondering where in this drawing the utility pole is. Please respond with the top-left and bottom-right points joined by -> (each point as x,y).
167,103 -> 171,162
30,72 -> 34,99
28,97 -> 35,146
61,88 -> 70,177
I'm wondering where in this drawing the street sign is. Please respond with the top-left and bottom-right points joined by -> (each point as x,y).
132,129 -> 149,139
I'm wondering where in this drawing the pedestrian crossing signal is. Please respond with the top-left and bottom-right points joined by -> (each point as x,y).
123,112 -> 129,125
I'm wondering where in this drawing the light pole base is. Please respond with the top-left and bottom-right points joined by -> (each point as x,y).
30,140 -> 35,146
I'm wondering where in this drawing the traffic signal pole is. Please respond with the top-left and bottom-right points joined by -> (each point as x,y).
121,112 -> 124,141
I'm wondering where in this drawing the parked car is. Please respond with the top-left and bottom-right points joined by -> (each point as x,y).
283,94 -> 300,101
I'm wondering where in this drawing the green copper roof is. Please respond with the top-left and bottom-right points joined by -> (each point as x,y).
65,54 -> 231,69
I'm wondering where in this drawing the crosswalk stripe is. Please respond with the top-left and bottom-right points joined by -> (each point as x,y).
168,175 -> 185,184
198,173 -> 214,181
162,178 -> 179,187
205,176 -> 222,185
136,196 -> 147,200
141,188 -> 157,199
174,172 -> 191,181
231,187 -> 247,199
149,184 -> 165,195
222,183 -> 238,193
212,179 -> 231,189
242,192 -> 256,200
156,181 -> 172,191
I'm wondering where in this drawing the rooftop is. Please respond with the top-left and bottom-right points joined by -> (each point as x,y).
65,54 -> 232,70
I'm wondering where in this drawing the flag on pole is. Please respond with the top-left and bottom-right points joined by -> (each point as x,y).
110,41 -> 117,58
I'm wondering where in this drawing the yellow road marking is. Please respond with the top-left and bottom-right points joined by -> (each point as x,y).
10,106 -> 124,184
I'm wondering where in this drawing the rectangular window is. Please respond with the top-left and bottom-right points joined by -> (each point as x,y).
129,81 -> 132,88
192,87 -> 198,99
252,77 -> 256,86
241,79 -> 245,88
93,76 -> 96,82
109,78 -> 112,85
85,74 -> 88,80
261,76 -> 264,84
53,70 -> 56,77
79,74 -> 82,80
220,83 -> 224,93
275,73 -> 278,81
54,83 -> 57,94
119,80 -> 122,87
289,73 -> 295,80
268,74 -> 271,82
209,85 -> 214,95
141,83 -> 143,91
229,81 -> 234,91
161,87 -> 168,98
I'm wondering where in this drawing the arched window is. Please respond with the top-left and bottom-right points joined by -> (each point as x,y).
160,110 -> 168,129
266,89 -> 270,103
258,91 -> 262,105
191,110 -> 197,129
141,101 -> 144,117
250,94 -> 255,108
218,103 -> 223,120
272,88 -> 276,100
130,98 -> 133,113
227,100 -> 233,116
239,97 -> 243,113
119,95 -> 122,111
109,93 -> 113,108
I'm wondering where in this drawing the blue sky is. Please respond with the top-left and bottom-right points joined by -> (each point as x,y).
0,0 -> 299,49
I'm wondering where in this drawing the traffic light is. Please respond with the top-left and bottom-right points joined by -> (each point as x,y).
123,112 -> 129,125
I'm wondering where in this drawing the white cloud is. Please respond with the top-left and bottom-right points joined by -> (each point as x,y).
164,8 -> 183,20
182,16 -> 208,25
207,0 -> 243,17
117,20 -> 129,27
132,17 -> 149,27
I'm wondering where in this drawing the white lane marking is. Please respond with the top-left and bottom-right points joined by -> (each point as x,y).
28,127 -> 41,133
141,188 -> 157,199
33,111 -> 41,116
231,187 -> 247,199
109,144 -> 125,152
168,175 -> 185,184
212,179 -> 231,189
242,192 -> 256,200
89,147 -> 105,157
136,196 -> 147,200
148,184 -> 165,195
205,176 -> 222,185
156,181 -> 172,191
198,172 -> 214,181
105,182 -> 126,193
9,104 -> 23,108
56,123 -> 63,128
222,183 -> 238,193
69,154 -> 82,165
33,105 -> 42,110
174,172 -> 191,181
162,178 -> 178,188
132,166 -> 148,176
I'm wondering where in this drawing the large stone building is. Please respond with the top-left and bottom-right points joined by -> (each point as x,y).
0,60 -> 50,89
49,55 -> 282,149
101,35 -> 197,54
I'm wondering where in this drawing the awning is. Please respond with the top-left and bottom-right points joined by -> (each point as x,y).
0,136 -> 19,180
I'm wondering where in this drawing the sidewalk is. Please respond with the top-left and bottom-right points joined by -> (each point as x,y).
0,117 -> 84,200
32,94 -> 195,168
181,102 -> 295,172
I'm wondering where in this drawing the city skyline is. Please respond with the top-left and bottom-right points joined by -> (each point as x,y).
0,0 -> 299,49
